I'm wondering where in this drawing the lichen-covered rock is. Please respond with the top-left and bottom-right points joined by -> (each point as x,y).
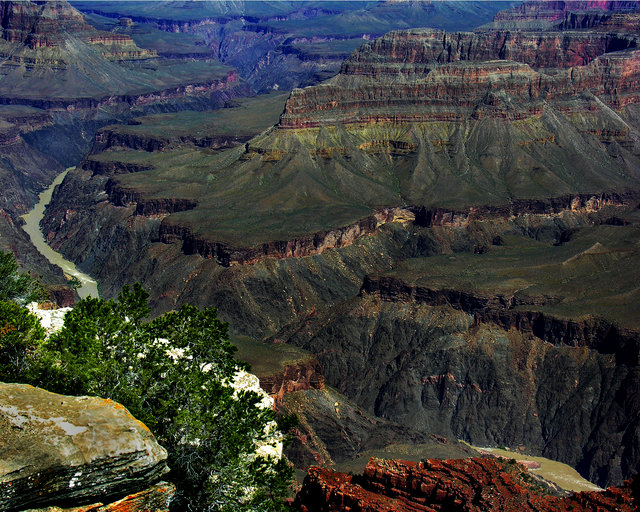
0,382 -> 169,511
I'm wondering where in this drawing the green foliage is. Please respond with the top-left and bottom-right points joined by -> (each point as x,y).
0,301 -> 45,382
41,284 -> 293,511
0,250 -> 47,306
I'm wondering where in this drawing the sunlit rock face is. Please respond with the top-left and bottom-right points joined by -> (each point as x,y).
0,382 -> 169,511
27,302 -> 72,335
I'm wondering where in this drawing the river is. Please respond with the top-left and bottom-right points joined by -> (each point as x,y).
21,168 -> 99,299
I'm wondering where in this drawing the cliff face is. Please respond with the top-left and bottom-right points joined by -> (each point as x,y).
494,1 -> 640,25
282,286 -> 640,488
255,358 -> 325,406
0,0 -> 91,48
280,29 -> 639,128
293,458 -> 640,511
361,275 -> 639,360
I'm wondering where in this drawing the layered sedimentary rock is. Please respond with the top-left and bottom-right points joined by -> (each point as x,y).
257,358 -> 325,406
0,0 -> 91,48
24,482 -> 175,512
0,0 -> 249,104
293,458 -> 640,511
280,28 -> 639,128
0,382 -> 169,511
0,0 -> 153,62
493,0 -> 640,27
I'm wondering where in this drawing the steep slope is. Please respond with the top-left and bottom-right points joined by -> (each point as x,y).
0,0 -> 240,103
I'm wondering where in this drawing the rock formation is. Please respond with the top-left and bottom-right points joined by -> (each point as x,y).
279,28 -> 639,128
0,0 -> 92,48
0,382 -> 169,511
293,457 -> 640,511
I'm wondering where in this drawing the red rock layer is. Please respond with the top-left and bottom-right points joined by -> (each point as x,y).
293,458 -> 639,511
257,358 -> 325,406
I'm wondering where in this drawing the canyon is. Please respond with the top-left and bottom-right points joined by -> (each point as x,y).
3,0 -> 640,508
40,2 -> 640,491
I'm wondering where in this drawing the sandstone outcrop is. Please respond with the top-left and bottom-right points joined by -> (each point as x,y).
0,382 -> 169,511
293,457 -> 640,511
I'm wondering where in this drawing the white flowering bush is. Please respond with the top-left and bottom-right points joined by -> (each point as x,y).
38,284 -> 293,511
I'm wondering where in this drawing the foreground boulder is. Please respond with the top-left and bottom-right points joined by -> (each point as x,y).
293,457 -> 640,511
0,382 -> 169,510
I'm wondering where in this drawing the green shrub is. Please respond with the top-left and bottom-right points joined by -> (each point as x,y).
0,301 -> 45,382
0,251 -> 47,306
42,284 -> 293,511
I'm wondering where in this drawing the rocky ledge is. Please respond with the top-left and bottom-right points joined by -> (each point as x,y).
0,382 -> 169,511
293,457 -> 640,511
156,207 -> 412,266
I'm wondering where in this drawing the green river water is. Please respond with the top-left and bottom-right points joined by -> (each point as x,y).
21,168 -> 99,299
